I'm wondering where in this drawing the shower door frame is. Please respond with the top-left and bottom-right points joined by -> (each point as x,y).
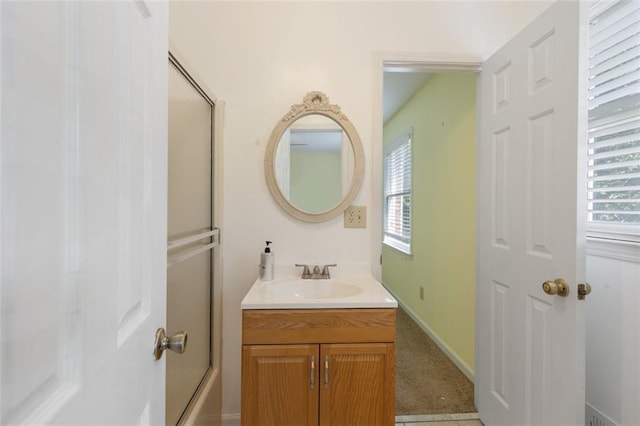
167,48 -> 225,425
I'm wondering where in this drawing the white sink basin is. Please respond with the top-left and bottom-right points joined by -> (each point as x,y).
270,280 -> 362,299
241,272 -> 398,309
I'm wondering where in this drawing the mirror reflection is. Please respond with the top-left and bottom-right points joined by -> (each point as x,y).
274,114 -> 354,214
264,91 -> 364,223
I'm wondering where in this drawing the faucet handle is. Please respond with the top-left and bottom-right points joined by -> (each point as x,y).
295,264 -> 312,279
321,264 -> 337,278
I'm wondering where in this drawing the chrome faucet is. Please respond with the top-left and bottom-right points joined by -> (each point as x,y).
295,263 -> 337,279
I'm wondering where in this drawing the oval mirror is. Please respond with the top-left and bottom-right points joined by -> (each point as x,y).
265,92 -> 365,223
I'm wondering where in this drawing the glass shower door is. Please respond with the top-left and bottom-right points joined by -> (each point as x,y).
166,57 -> 216,425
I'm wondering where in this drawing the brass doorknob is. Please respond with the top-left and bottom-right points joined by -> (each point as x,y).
542,278 -> 570,297
578,283 -> 592,300
153,328 -> 188,360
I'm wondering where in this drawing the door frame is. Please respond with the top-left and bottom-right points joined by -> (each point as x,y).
168,43 -> 225,425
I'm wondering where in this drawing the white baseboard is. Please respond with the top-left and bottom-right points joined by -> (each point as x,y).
383,282 -> 475,382
221,413 -> 240,426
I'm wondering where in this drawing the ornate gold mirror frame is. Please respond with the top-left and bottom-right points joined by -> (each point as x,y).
265,91 -> 365,223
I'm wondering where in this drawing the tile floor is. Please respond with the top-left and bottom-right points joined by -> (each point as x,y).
395,412 -> 483,426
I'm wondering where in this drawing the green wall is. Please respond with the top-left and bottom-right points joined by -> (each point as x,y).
290,151 -> 341,213
383,73 -> 476,372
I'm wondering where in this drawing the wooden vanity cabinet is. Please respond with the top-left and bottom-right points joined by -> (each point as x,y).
241,308 -> 396,426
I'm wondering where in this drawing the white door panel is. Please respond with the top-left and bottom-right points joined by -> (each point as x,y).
477,2 -> 588,425
1,1 -> 167,424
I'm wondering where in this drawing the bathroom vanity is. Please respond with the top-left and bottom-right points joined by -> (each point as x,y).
240,273 -> 397,426
247,92 -> 397,424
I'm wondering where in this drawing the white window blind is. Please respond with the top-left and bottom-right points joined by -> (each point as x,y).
384,131 -> 412,254
587,0 -> 640,241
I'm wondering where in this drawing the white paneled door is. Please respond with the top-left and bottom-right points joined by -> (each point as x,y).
1,1 -> 168,424
476,1 -> 588,425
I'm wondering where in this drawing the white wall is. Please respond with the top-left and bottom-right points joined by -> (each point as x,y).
586,243 -> 640,426
168,1 -> 552,417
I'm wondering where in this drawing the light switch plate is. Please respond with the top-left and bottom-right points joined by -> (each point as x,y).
344,205 -> 366,228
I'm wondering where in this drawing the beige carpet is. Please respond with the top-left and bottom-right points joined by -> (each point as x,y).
396,307 -> 477,415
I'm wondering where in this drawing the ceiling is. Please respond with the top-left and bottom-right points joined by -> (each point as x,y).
290,129 -> 342,152
383,71 -> 431,124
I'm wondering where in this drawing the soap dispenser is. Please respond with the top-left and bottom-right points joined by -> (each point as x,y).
259,241 -> 274,281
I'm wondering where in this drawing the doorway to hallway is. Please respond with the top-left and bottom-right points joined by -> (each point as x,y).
381,69 -> 479,419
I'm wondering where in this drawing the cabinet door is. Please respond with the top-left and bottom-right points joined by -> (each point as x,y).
242,344 -> 319,426
320,343 -> 395,426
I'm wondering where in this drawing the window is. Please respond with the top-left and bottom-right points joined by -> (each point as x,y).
384,130 -> 412,254
587,0 -> 640,242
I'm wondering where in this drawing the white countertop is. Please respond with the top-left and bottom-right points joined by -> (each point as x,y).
241,270 -> 398,310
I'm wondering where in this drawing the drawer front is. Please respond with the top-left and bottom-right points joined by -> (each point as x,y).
242,308 -> 396,345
